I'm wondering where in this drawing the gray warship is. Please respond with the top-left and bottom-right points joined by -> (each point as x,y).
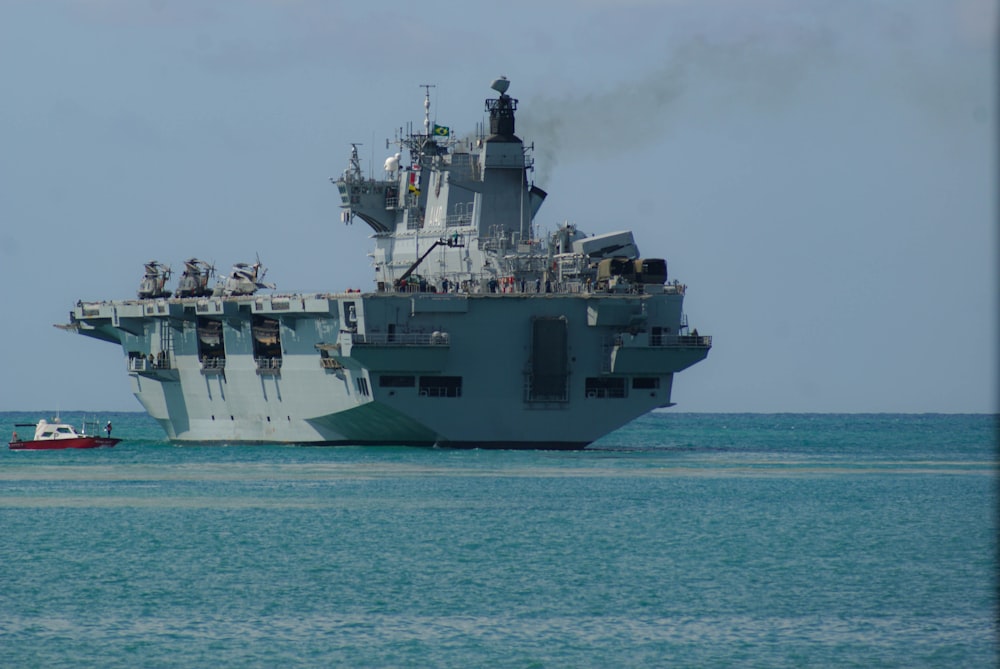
61,77 -> 712,448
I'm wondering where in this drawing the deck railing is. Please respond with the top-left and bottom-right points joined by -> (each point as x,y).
351,332 -> 450,346
128,356 -> 172,372
200,357 -> 227,372
373,279 -> 686,296
255,357 -> 283,374
648,334 -> 713,348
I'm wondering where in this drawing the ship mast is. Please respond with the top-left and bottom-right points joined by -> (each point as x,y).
420,84 -> 435,137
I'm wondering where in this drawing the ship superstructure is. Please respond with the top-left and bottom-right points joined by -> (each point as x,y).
62,77 -> 711,448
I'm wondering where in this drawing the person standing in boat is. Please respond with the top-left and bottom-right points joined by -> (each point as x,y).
105,421 -> 112,438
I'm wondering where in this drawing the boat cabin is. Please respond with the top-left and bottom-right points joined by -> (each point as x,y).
33,419 -> 82,440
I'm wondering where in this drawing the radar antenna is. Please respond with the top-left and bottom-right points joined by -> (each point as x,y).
485,76 -> 517,138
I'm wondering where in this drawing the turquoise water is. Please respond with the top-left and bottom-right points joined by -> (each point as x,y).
1,412 -> 996,668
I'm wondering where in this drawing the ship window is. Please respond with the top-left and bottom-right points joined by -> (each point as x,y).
379,375 -> 415,388
585,377 -> 627,399
355,377 -> 370,396
632,377 -> 660,389
419,376 -> 462,398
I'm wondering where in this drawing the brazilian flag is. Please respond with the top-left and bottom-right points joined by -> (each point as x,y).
432,124 -> 450,137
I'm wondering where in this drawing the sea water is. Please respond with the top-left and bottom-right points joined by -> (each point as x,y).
0,412 -> 995,668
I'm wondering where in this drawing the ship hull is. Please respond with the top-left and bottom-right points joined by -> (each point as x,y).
68,291 -> 710,449
9,437 -> 119,450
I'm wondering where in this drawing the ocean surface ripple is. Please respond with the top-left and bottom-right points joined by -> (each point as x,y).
1,412 -> 996,668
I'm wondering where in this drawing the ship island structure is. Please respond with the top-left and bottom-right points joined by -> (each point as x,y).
61,77 -> 712,449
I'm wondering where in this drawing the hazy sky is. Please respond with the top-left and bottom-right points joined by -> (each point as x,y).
1,0 -> 996,413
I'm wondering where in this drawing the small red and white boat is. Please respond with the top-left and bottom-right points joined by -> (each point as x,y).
8,418 -> 120,450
